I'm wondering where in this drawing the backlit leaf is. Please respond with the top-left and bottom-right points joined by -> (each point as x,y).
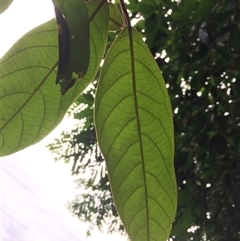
108,3 -> 124,31
95,27 -> 177,241
0,0 -> 108,156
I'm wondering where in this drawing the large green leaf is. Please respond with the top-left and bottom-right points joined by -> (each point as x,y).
0,0 -> 13,13
0,0 -> 109,156
95,27 -> 177,241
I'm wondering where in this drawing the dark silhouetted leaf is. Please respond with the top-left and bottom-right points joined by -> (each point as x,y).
53,0 -> 90,95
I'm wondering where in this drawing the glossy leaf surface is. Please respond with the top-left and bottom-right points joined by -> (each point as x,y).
0,0 -> 109,156
95,27 -> 177,241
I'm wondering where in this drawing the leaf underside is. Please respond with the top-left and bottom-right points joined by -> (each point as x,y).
0,0 -> 109,156
108,3 -> 124,31
95,27 -> 177,241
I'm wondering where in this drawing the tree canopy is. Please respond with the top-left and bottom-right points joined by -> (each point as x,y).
49,0 -> 240,240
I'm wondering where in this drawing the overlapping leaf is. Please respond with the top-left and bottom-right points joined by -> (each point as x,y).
53,0 -> 90,94
0,0 -> 109,156
108,3 -> 124,31
95,27 -> 177,241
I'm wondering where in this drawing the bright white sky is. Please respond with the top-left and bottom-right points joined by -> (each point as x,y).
0,0 -> 54,57
0,1 -> 126,240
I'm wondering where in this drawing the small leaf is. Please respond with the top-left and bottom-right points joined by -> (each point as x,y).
108,3 -> 124,31
95,27 -> 177,241
0,0 -> 13,13
0,0 -> 109,156
53,0 -> 90,95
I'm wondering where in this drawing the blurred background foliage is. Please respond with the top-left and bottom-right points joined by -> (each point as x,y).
48,0 -> 240,240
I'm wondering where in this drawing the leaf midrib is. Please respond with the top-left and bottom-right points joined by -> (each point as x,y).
127,26 -> 150,239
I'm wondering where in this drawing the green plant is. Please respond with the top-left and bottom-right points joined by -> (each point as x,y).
49,0 -> 240,240
0,1 -> 177,241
